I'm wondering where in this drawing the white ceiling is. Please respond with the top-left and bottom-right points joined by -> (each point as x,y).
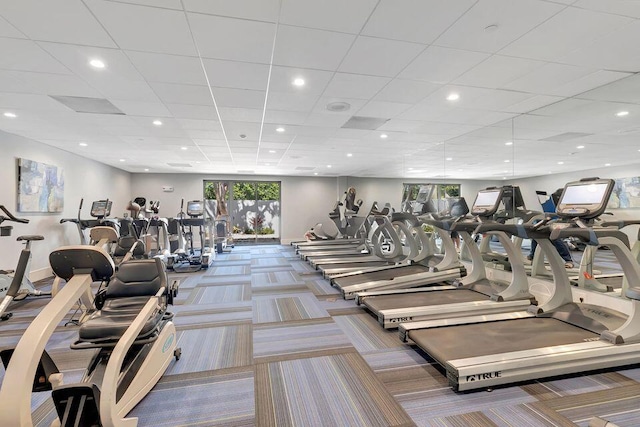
1,0 -> 640,180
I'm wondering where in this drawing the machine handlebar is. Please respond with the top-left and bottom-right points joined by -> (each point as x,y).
0,205 -> 29,224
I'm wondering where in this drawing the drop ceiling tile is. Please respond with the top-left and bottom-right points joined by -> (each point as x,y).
280,0 -> 377,33
499,6 -> 632,62
0,15 -> 26,38
85,0 -> 196,55
127,51 -> 207,85
550,70 -> 631,98
338,36 -> 425,77
99,80 -> 160,102
187,13 -> 275,63
573,0 -> 640,18
11,71 -> 103,97
576,74 -> 640,103
312,97 -> 367,115
203,59 -> 269,90
272,25 -> 355,71
0,93 -> 72,112
111,0 -> 183,9
322,73 -> 390,100
166,103 -> 217,120
362,0 -> 475,44
177,119 -> 221,130
183,0 -> 280,22
218,107 -> 263,123
267,91 -> 319,112
377,119 -> 425,133
503,94 -> 564,114
0,38 -> 70,74
109,100 -> 171,117
435,0 -> 564,53
400,46 -> 489,84
304,112 -> 351,127
212,88 -> 265,109
505,63 -> 596,95
268,66 -> 334,95
264,110 -> 308,126
356,100 -> 412,118
149,82 -> 213,105
374,79 -> 440,104
0,0 -> 116,47
454,55 -> 545,89
560,20 -> 640,72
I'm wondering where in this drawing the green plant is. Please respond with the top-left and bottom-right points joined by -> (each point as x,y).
258,227 -> 275,235
244,228 -> 255,234
232,225 -> 243,234
422,224 -> 435,233
250,214 -> 264,231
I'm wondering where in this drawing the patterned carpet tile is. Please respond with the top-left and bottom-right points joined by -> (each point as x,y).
167,325 -> 252,374
289,260 -> 319,274
251,271 -> 306,287
364,348 -> 432,372
304,278 -> 341,295
252,294 -> 329,324
204,265 -> 252,276
253,319 -> 353,361
195,275 -> 252,285
397,387 -> 537,424
483,404 -> 569,427
131,368 -> 255,427
187,284 -> 251,304
419,412 -> 499,427
333,313 -> 405,352
251,257 -> 291,267
255,352 -> 414,427
522,372 -> 637,400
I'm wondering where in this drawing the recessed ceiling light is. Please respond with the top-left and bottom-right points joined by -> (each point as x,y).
616,111 -> 629,117
458,168 -> 463,171
119,159 -> 125,162
502,177 -> 507,180
3,112 -> 16,118
181,146 -> 188,150
347,153 -> 353,157
89,58 -> 105,69
293,78 -> 305,87
408,167 -> 413,170
557,161 -> 564,165
380,134 -> 388,139
605,163 -> 611,166
265,163 -> 270,166
505,141 -> 513,146
314,172 -> 318,175
153,120 -> 162,126
504,159 -> 510,163
79,142 -> 88,147
446,157 -> 453,161
276,127 -> 285,132
576,145 -> 585,149
446,93 -> 460,101
144,168 -> 149,172
327,165 -> 332,168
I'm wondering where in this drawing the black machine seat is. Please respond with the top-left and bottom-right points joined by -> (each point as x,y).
112,236 -> 146,258
17,235 -> 44,241
78,258 -> 167,344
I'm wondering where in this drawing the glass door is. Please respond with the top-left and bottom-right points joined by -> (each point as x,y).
204,180 -> 281,245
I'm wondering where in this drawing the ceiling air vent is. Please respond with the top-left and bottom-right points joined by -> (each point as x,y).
326,101 -> 351,112
50,96 -> 125,115
295,167 -> 315,171
167,163 -> 193,168
539,132 -> 592,142
341,116 -> 389,130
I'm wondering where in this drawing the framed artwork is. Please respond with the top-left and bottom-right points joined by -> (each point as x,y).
17,158 -> 64,213
609,177 -> 640,209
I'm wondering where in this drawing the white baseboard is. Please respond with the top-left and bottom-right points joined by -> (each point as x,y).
30,267 -> 53,282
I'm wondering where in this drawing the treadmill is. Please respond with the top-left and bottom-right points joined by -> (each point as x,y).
400,177 -> 640,392
356,188 -> 536,328
331,207 -> 468,300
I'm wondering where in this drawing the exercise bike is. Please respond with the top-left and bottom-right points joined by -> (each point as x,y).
0,205 -> 51,321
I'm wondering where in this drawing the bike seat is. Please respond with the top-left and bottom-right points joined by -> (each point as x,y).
17,235 -> 44,241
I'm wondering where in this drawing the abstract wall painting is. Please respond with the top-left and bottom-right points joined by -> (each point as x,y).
17,158 -> 64,213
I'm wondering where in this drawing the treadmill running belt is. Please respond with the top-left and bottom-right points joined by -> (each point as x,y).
365,290 -> 486,311
409,317 -> 598,363
323,261 -> 392,271
332,264 -> 431,287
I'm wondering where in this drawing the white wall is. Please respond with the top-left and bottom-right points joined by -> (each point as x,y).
130,173 -> 340,244
0,131 -> 131,278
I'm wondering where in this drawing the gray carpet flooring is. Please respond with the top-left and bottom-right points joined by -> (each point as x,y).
0,244 -> 638,426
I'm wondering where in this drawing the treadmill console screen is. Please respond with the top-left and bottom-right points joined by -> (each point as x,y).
471,190 -> 502,216
187,200 -> 204,217
415,185 -> 434,203
90,200 -> 112,218
556,179 -> 614,219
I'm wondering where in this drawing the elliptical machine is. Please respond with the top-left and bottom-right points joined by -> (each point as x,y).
167,200 -> 213,272
0,205 -> 51,321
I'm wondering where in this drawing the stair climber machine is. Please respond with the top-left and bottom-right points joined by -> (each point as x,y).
478,185 -> 540,271
0,205 -> 51,321
305,187 -> 365,241
166,200 -> 213,272
0,246 -> 180,426
399,177 -> 640,392
205,200 -> 234,254
60,199 -> 122,246
355,189 -> 537,329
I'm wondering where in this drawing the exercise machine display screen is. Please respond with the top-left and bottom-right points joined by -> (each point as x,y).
415,185 -> 434,203
559,183 -> 609,205
473,190 -> 501,209
187,201 -> 204,217
90,200 -> 112,218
